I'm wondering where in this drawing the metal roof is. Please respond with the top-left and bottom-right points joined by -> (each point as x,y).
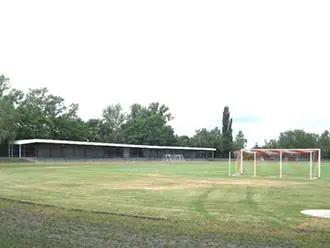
12,139 -> 216,151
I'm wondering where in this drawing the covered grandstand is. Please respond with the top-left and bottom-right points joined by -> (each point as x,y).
8,139 -> 216,160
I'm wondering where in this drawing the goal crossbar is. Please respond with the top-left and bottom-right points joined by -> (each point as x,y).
230,148 -> 321,179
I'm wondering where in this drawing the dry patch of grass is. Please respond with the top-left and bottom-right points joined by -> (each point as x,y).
16,181 -> 85,189
12,175 -> 306,191
214,178 -> 305,187
295,217 -> 330,230
19,165 -> 90,169
97,177 -> 306,190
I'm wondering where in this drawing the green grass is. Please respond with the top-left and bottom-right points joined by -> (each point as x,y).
1,160 -> 330,247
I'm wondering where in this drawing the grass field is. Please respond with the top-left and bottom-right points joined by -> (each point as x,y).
1,160 -> 330,247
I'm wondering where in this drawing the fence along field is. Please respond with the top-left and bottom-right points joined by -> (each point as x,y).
1,160 -> 330,247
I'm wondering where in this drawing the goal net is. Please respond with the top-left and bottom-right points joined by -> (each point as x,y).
164,154 -> 185,162
228,149 -> 321,179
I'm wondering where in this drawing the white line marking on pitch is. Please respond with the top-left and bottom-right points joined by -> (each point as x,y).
301,209 -> 330,218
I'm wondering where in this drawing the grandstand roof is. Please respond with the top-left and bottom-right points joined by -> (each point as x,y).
11,139 -> 216,151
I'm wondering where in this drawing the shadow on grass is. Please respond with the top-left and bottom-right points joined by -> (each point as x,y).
0,196 -> 167,221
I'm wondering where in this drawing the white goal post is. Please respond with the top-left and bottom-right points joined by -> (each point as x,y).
229,148 -> 321,179
164,154 -> 185,162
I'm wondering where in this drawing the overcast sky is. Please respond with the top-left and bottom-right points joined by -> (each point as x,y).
1,0 -> 329,147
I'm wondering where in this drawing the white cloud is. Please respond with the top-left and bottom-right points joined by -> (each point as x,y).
1,0 -> 329,148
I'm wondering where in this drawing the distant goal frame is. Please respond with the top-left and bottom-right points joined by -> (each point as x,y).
229,148 -> 321,180
164,154 -> 185,162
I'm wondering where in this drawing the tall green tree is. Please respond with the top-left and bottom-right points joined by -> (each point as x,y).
189,127 -> 223,156
222,106 -> 233,156
277,129 -> 319,149
318,130 -> 330,158
234,130 -> 247,150
122,102 -> 175,145
16,87 -> 86,140
175,135 -> 193,147
263,139 -> 278,149
86,118 -> 104,142
210,127 -> 223,156
0,75 -> 10,97
252,142 -> 260,149
0,75 -> 21,144
101,104 -> 126,143
0,97 -> 17,144
191,128 -> 212,147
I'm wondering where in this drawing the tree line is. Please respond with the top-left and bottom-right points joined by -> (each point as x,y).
255,129 -> 330,159
0,75 -> 248,157
3,74 -> 330,158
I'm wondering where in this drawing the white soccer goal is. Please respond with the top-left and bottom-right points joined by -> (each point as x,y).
164,154 -> 185,162
228,149 -> 321,180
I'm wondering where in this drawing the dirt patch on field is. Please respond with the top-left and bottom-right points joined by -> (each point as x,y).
214,178 -> 303,187
295,217 -> 330,230
25,165 -> 91,169
19,177 -> 305,191
21,181 -> 85,189
98,178 -> 304,190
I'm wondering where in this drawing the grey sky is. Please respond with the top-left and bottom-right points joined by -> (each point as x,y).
1,0 -> 329,147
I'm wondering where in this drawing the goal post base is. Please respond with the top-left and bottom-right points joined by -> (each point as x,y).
231,173 -> 243,177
